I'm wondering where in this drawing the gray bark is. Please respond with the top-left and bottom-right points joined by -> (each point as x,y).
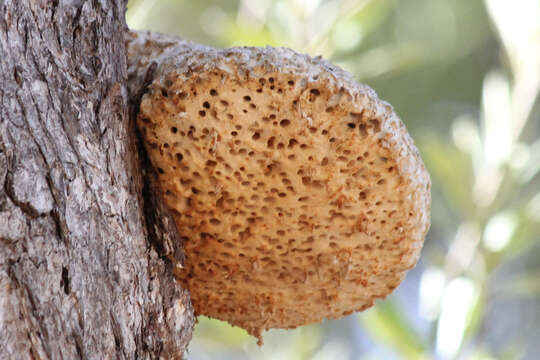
0,1 -> 194,359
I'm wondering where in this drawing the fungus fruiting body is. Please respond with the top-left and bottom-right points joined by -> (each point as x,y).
128,31 -> 431,340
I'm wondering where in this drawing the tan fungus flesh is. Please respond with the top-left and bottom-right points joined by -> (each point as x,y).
128,31 -> 431,340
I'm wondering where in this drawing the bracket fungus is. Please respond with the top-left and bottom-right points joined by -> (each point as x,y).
127,31 -> 431,342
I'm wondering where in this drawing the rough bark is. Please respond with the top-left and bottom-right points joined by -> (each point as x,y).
0,1 -> 194,359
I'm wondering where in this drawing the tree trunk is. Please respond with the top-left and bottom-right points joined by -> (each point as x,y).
0,1 -> 194,359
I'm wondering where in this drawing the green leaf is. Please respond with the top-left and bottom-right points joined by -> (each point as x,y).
359,300 -> 427,359
421,138 -> 475,218
496,210 -> 540,262
193,316 -> 251,348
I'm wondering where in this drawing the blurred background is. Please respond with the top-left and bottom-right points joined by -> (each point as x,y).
126,0 -> 540,359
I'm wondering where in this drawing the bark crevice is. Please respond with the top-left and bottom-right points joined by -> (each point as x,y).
0,1 -> 194,359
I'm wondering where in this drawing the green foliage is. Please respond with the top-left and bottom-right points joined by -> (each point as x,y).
359,301 -> 427,360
